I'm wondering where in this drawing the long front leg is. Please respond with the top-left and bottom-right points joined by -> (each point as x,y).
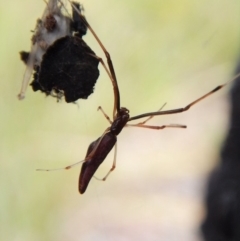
68,0 -> 121,117
129,73 -> 240,122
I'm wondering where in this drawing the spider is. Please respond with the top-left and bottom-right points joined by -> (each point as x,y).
18,0 -> 99,103
38,1 -> 239,194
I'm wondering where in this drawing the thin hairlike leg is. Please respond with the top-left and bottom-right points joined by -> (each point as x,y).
129,86 -> 226,121
129,73 -> 240,122
89,54 -> 118,116
126,123 -> 186,130
36,129 -> 111,171
68,0 -> 121,117
94,143 -> 117,181
134,103 -> 167,125
88,54 -> 114,89
36,159 -> 85,171
98,106 -> 112,124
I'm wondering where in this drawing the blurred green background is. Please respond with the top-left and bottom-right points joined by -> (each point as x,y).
1,0 -> 240,240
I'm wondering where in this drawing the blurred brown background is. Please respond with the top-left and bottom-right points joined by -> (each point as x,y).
1,0 -> 240,240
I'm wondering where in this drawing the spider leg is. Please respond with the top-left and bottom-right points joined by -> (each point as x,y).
134,103 -> 167,125
126,123 -> 186,130
129,86 -> 225,121
37,128 -> 111,172
36,159 -> 85,171
129,73 -> 240,122
68,1 -> 120,118
89,54 -> 117,115
98,106 -> 112,124
94,143 -> 117,181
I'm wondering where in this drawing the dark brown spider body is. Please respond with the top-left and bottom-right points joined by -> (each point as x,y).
37,1 -> 233,195
79,108 -> 129,193
79,134 -> 116,194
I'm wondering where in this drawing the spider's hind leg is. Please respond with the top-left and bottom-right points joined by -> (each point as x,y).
94,143 -> 117,182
